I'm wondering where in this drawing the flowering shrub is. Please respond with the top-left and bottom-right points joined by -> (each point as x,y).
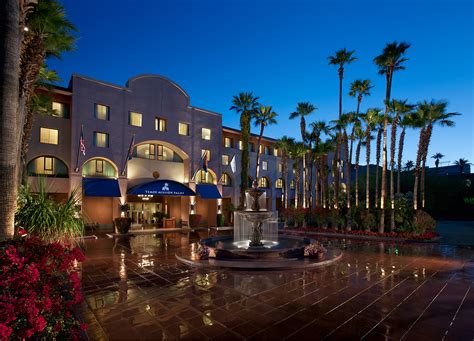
281,208 -> 307,227
197,243 -> 210,260
304,242 -> 327,257
413,210 -> 436,233
0,236 -> 86,340
287,227 -> 439,241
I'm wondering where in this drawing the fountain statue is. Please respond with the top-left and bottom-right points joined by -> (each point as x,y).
233,180 -> 278,248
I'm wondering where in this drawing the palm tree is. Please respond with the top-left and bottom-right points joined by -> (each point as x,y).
19,0 -> 76,181
331,114 -> 352,208
253,106 -> 277,179
374,41 -> 410,232
374,117 -> 384,208
432,153 -> 444,171
413,100 -> 459,210
288,141 -> 306,208
397,113 -> 418,194
275,136 -> 294,208
454,158 -> 470,174
404,160 -> 414,171
361,108 -> 381,209
230,92 -> 259,207
289,102 -> 316,208
348,79 -> 373,163
353,124 -> 365,207
310,121 -> 330,207
388,99 -> 415,230
315,140 -> 335,208
0,0 -> 22,240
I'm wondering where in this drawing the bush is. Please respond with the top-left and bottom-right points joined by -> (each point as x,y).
360,210 -> 376,231
394,194 -> 414,232
15,179 -> 83,244
189,214 -> 201,228
413,210 -> 436,233
0,237 -> 86,339
282,208 -> 306,228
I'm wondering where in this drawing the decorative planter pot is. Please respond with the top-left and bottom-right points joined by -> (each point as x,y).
114,218 -> 132,234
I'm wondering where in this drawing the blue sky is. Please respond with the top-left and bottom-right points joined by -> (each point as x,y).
50,0 -> 473,167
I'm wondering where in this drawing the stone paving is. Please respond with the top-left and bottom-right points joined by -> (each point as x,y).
80,232 -> 474,340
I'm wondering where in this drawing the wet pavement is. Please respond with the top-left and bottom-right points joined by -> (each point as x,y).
80,232 -> 474,340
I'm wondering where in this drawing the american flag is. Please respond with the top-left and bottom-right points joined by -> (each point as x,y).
202,150 -> 208,172
79,125 -> 86,156
126,134 -> 135,160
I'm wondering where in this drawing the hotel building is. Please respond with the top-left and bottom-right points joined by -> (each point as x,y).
27,74 -> 337,229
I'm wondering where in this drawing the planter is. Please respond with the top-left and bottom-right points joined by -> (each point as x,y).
114,218 -> 132,234
307,252 -> 325,260
217,214 -> 225,227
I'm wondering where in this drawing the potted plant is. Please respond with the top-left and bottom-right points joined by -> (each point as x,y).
304,242 -> 327,260
114,217 -> 132,234
217,213 -> 225,227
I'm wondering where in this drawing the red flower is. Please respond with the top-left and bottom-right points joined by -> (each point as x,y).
18,228 -> 28,237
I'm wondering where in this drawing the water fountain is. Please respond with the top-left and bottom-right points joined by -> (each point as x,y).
176,180 -> 342,269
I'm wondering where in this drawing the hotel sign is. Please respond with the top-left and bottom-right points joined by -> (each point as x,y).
128,180 -> 196,196
144,183 -> 188,196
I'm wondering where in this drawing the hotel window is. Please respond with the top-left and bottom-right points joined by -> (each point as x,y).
94,104 -> 109,120
40,128 -> 58,145
196,170 -> 214,184
278,163 -> 283,173
202,128 -> 211,140
27,156 -> 68,177
82,158 -> 117,178
262,160 -> 268,170
155,117 -> 167,132
93,132 -> 109,148
129,111 -> 142,127
52,101 -> 69,118
178,122 -> 189,136
265,146 -> 270,155
290,180 -> 295,189
221,173 -> 232,187
202,149 -> 211,161
258,177 -> 269,189
157,144 -> 175,162
249,143 -> 255,152
238,140 -> 243,150
222,154 -> 229,166
273,148 -> 279,157
224,137 -> 233,148
276,178 -> 283,189
134,143 -> 155,159
259,145 -> 263,154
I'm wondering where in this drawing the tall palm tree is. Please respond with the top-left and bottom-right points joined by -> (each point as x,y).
353,124 -> 365,207
413,100 -> 458,210
348,79 -> 373,163
431,153 -> 444,171
374,117 -> 384,208
275,136 -> 294,209
316,140 -> 335,208
253,105 -> 277,179
361,108 -> 381,209
19,0 -> 76,181
397,113 -> 418,194
404,160 -> 414,171
310,121 -> 330,207
289,102 -> 316,208
374,41 -> 410,232
388,99 -> 415,230
454,158 -> 470,174
230,92 -> 259,207
0,0 -> 22,240
331,114 -> 352,208
288,141 -> 306,208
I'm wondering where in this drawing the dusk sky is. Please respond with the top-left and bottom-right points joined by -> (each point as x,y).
50,0 -> 473,167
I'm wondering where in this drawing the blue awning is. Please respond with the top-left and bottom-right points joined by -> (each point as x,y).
83,178 -> 121,197
196,184 -> 222,199
127,180 -> 196,196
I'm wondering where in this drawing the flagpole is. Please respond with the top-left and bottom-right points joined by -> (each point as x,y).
218,153 -> 236,184
121,134 -> 135,176
191,150 -> 207,181
74,125 -> 83,172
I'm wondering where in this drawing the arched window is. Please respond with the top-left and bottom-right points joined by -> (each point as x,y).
27,156 -> 68,177
82,158 -> 118,178
221,173 -> 232,187
275,178 -> 283,189
133,143 -> 183,162
290,180 -> 295,189
196,169 -> 215,184
258,177 -> 270,189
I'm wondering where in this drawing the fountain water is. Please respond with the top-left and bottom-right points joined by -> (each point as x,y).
233,181 -> 278,248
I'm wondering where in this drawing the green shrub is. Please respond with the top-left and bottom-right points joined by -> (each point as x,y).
394,194 -> 414,232
360,210 -> 376,231
413,210 -> 436,233
15,179 -> 84,244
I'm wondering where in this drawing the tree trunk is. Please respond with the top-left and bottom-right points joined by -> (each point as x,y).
397,127 -> 406,194
389,113 -> 400,231
413,127 -> 426,210
0,0 -> 20,240
349,99 -> 361,166
283,153 -> 288,209
333,136 -> 340,209
375,128 -> 382,208
239,113 -> 250,208
255,124 -> 264,179
355,139 -> 361,207
420,124 -> 433,209
343,129 -> 350,209
365,126 -> 371,210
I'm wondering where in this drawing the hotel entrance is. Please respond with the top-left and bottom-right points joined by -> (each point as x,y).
127,201 -> 163,225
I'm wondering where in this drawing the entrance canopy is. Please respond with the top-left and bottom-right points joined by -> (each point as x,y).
127,179 -> 196,196
196,184 -> 222,199
83,178 -> 121,197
